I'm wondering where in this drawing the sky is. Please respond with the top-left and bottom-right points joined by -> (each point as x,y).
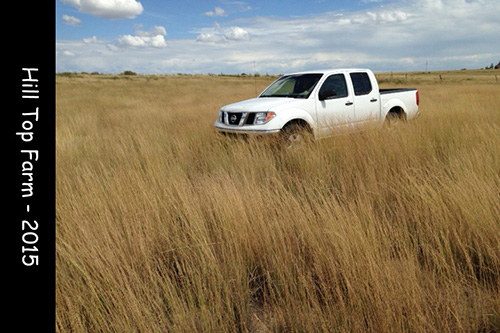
56,0 -> 500,74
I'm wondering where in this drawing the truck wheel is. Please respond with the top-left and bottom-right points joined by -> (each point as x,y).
384,109 -> 406,128
280,122 -> 311,149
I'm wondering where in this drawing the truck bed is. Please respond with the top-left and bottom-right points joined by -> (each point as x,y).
379,88 -> 417,94
379,87 -> 420,121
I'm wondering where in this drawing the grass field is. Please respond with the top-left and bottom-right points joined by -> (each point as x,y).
56,70 -> 500,332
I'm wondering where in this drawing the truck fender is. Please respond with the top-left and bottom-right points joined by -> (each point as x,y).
382,98 -> 408,119
275,108 -> 316,131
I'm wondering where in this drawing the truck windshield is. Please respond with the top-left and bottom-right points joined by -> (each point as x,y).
260,73 -> 323,99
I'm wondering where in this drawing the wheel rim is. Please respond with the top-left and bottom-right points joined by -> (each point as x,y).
286,132 -> 303,149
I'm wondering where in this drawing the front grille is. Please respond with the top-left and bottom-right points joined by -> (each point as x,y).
223,112 -> 250,126
246,113 -> 256,125
227,112 -> 242,125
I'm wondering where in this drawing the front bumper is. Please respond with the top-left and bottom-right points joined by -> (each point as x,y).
214,121 -> 281,135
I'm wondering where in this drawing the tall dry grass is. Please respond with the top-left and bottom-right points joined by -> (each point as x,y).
56,72 -> 500,332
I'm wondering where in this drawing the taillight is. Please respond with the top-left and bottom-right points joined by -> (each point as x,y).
416,91 -> 419,106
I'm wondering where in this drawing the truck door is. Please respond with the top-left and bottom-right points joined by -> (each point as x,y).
349,72 -> 379,125
315,73 -> 355,137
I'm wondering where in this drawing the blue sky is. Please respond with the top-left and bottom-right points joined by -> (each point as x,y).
56,0 -> 500,74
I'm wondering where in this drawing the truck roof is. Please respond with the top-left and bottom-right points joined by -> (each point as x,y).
285,68 -> 372,76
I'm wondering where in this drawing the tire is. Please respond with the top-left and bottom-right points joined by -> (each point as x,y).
384,110 -> 406,128
280,122 -> 311,149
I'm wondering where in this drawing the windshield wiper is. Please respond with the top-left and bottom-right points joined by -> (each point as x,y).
260,93 -> 304,98
260,94 -> 288,98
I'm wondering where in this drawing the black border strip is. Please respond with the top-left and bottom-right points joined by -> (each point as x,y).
6,2 -> 55,330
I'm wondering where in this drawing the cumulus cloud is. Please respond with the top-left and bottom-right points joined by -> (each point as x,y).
224,26 -> 250,41
117,35 -> 166,48
366,10 -> 409,23
196,24 -> 249,43
196,33 -> 226,43
204,6 -> 227,17
62,14 -> 81,26
136,25 -> 167,37
61,0 -> 143,19
116,25 -> 167,48
82,36 -> 98,43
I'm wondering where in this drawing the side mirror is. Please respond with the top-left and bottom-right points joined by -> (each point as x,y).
319,89 -> 337,101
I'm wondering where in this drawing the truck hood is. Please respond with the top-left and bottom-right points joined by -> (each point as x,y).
221,97 -> 300,112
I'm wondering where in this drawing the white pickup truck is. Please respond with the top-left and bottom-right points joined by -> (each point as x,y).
214,68 -> 419,145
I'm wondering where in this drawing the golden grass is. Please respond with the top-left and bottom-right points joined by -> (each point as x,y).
56,71 -> 500,332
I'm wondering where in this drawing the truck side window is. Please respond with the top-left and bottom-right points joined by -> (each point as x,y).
350,72 -> 372,96
319,74 -> 348,99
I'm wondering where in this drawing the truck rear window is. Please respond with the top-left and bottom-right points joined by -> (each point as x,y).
350,72 -> 372,96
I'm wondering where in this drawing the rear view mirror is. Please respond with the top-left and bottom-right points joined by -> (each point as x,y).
319,89 -> 337,101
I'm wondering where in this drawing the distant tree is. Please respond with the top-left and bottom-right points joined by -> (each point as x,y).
495,61 -> 500,69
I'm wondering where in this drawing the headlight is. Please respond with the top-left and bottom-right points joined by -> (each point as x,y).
218,110 -> 224,123
254,112 -> 276,125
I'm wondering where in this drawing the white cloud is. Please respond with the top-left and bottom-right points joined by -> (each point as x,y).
82,36 -> 98,43
116,25 -> 167,48
61,0 -> 143,19
196,24 -> 249,43
366,10 -> 409,23
117,35 -> 166,48
204,6 -> 227,17
62,14 -> 81,26
224,26 -> 249,41
136,25 -> 167,37
196,33 -> 226,43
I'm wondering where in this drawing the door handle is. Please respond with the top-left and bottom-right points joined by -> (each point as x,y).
345,101 -> 353,106
370,98 -> 378,102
